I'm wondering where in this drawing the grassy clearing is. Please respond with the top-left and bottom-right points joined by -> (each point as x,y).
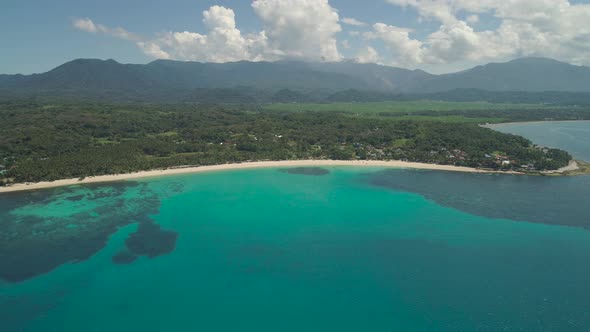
265,101 -> 552,114
156,131 -> 179,137
361,115 -> 506,123
95,138 -> 119,145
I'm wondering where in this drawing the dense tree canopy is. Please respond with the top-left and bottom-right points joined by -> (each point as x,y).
0,101 -> 572,185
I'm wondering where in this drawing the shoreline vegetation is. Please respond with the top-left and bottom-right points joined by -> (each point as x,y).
0,160 -> 520,193
0,102 -> 576,186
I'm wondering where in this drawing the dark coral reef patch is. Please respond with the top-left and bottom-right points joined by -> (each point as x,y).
366,169 -> 590,228
112,250 -> 138,265
0,182 -> 162,283
125,222 -> 178,258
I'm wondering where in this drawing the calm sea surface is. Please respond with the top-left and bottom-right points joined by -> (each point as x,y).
490,121 -> 590,161
1,122 -> 590,331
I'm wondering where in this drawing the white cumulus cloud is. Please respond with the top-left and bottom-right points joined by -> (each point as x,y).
73,18 -> 140,41
141,6 -> 272,63
73,0 -> 590,70
355,46 -> 380,64
342,17 -> 368,27
136,42 -> 171,60
382,0 -> 590,67
73,18 -> 97,33
252,0 -> 342,61
75,1 -> 343,63
366,24 -> 423,66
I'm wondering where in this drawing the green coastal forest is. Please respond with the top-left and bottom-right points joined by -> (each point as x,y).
2,57 -> 590,186
0,100 -> 575,186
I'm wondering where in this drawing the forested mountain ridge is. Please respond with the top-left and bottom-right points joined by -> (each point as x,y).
412,58 -> 590,93
2,57 -> 590,102
0,59 -> 369,99
307,61 -> 433,92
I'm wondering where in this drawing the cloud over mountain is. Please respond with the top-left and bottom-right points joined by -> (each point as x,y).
74,0 -> 342,63
72,0 -> 590,71
379,0 -> 590,67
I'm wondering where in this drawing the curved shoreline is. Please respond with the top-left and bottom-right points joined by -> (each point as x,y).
483,120 -> 590,128
0,160 -> 517,194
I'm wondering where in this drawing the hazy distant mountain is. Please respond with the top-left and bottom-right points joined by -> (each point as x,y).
0,59 -> 369,100
308,61 -> 433,91
1,57 -> 590,102
410,58 -> 590,93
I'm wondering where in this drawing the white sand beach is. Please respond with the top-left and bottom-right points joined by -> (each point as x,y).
0,160 -> 513,193
542,160 -> 580,174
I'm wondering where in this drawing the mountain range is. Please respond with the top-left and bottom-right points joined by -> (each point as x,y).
1,57 -> 590,103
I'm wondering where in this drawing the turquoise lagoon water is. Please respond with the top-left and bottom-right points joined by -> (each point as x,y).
2,120 -> 590,331
2,166 -> 590,331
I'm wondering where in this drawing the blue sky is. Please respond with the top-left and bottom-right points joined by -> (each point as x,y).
2,0 -> 590,74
